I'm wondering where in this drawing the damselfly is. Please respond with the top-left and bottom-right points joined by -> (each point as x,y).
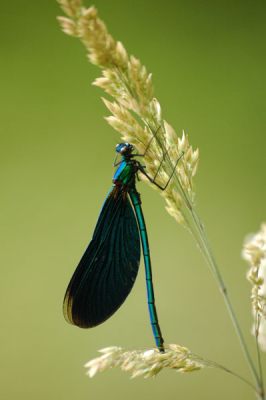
63,132 -> 182,352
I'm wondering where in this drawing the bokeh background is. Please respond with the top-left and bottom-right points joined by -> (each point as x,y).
1,1 -> 266,399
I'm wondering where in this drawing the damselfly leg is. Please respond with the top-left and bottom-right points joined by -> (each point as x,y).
133,125 -> 184,191
138,150 -> 184,191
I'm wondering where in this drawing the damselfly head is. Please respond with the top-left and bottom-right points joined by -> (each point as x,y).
116,142 -> 134,156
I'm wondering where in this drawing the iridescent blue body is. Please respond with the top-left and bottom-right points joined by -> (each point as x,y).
63,142 -> 164,351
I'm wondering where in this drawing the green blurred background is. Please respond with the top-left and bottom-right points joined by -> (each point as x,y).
1,1 -> 266,399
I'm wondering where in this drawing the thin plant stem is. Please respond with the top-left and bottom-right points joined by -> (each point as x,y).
193,354 -> 257,392
255,312 -> 265,399
176,180 -> 261,390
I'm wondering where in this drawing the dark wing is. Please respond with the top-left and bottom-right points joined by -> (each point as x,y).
63,186 -> 140,328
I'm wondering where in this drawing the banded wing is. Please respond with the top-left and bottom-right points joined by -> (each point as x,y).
63,186 -> 140,328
